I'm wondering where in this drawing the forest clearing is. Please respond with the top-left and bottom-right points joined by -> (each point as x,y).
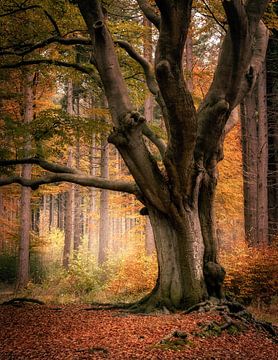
0,0 -> 277,358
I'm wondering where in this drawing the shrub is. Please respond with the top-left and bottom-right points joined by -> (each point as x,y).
221,243 -> 278,306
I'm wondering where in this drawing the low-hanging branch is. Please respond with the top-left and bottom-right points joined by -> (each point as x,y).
0,157 -> 139,194
0,173 -> 138,194
0,157 -> 81,174
0,59 -> 100,81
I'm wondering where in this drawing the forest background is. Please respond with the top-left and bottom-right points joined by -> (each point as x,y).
0,0 -> 277,322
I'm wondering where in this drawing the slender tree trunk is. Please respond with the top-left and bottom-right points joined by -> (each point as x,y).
73,91 -> 82,253
98,135 -> 110,265
88,132 -> 97,252
241,94 -> 259,246
241,63 -> 269,246
267,29 -> 278,243
63,80 -> 74,268
49,194 -> 55,229
184,30 -> 193,93
257,62 -> 268,245
16,71 -> 34,290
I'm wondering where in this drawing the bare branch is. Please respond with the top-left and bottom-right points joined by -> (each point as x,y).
116,40 -> 158,95
0,157 -> 80,174
0,4 -> 41,17
43,9 -> 61,36
136,0 -> 160,29
142,123 -> 166,158
0,174 -> 138,194
0,37 -> 92,57
201,0 -> 227,33
0,59 -> 98,78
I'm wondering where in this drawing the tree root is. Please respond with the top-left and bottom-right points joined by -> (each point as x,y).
83,302 -> 134,311
184,298 -> 277,341
1,297 -> 45,306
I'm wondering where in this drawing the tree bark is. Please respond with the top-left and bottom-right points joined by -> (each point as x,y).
241,62 -> 269,246
63,79 -> 74,268
267,29 -> 278,243
16,71 -> 34,290
98,135 -> 110,265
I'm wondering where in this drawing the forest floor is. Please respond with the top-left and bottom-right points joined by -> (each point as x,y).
0,303 -> 277,360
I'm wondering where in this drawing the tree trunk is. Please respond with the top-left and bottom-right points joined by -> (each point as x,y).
241,63 -> 269,246
257,62 -> 268,245
98,135 -> 110,265
134,206 -> 207,311
73,91 -> 82,253
16,71 -> 34,290
241,94 -> 259,246
267,29 -> 278,243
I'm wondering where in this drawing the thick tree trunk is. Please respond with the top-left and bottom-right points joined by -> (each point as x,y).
134,206 -> 207,311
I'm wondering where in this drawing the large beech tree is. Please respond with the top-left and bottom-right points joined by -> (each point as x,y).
0,0 -> 269,311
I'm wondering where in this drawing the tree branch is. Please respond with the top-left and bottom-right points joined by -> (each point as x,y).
0,4 -> 41,17
0,174 -> 138,194
142,123 -> 166,158
0,37 -> 92,57
116,40 -> 158,95
0,59 -> 97,77
201,0 -> 227,33
136,0 -> 160,29
0,157 -> 80,174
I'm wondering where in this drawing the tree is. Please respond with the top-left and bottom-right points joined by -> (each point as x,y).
17,70 -> 34,290
240,62 -> 269,247
266,26 -> 278,244
0,0 -> 269,311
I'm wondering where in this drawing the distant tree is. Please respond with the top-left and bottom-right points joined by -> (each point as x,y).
267,26 -> 278,244
17,71 -> 34,290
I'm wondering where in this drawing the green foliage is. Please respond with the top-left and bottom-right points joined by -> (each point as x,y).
0,252 -> 17,283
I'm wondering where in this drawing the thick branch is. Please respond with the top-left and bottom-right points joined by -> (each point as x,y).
155,0 -> 197,191
0,174 -> 138,194
136,0 -> 160,29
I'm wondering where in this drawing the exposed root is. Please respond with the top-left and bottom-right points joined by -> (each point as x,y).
1,297 -> 45,306
183,298 -> 277,341
83,302 -> 133,311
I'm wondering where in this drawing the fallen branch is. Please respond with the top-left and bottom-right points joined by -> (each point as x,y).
1,297 -> 45,306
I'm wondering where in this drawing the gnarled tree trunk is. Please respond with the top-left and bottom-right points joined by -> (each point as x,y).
76,0 -> 269,310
